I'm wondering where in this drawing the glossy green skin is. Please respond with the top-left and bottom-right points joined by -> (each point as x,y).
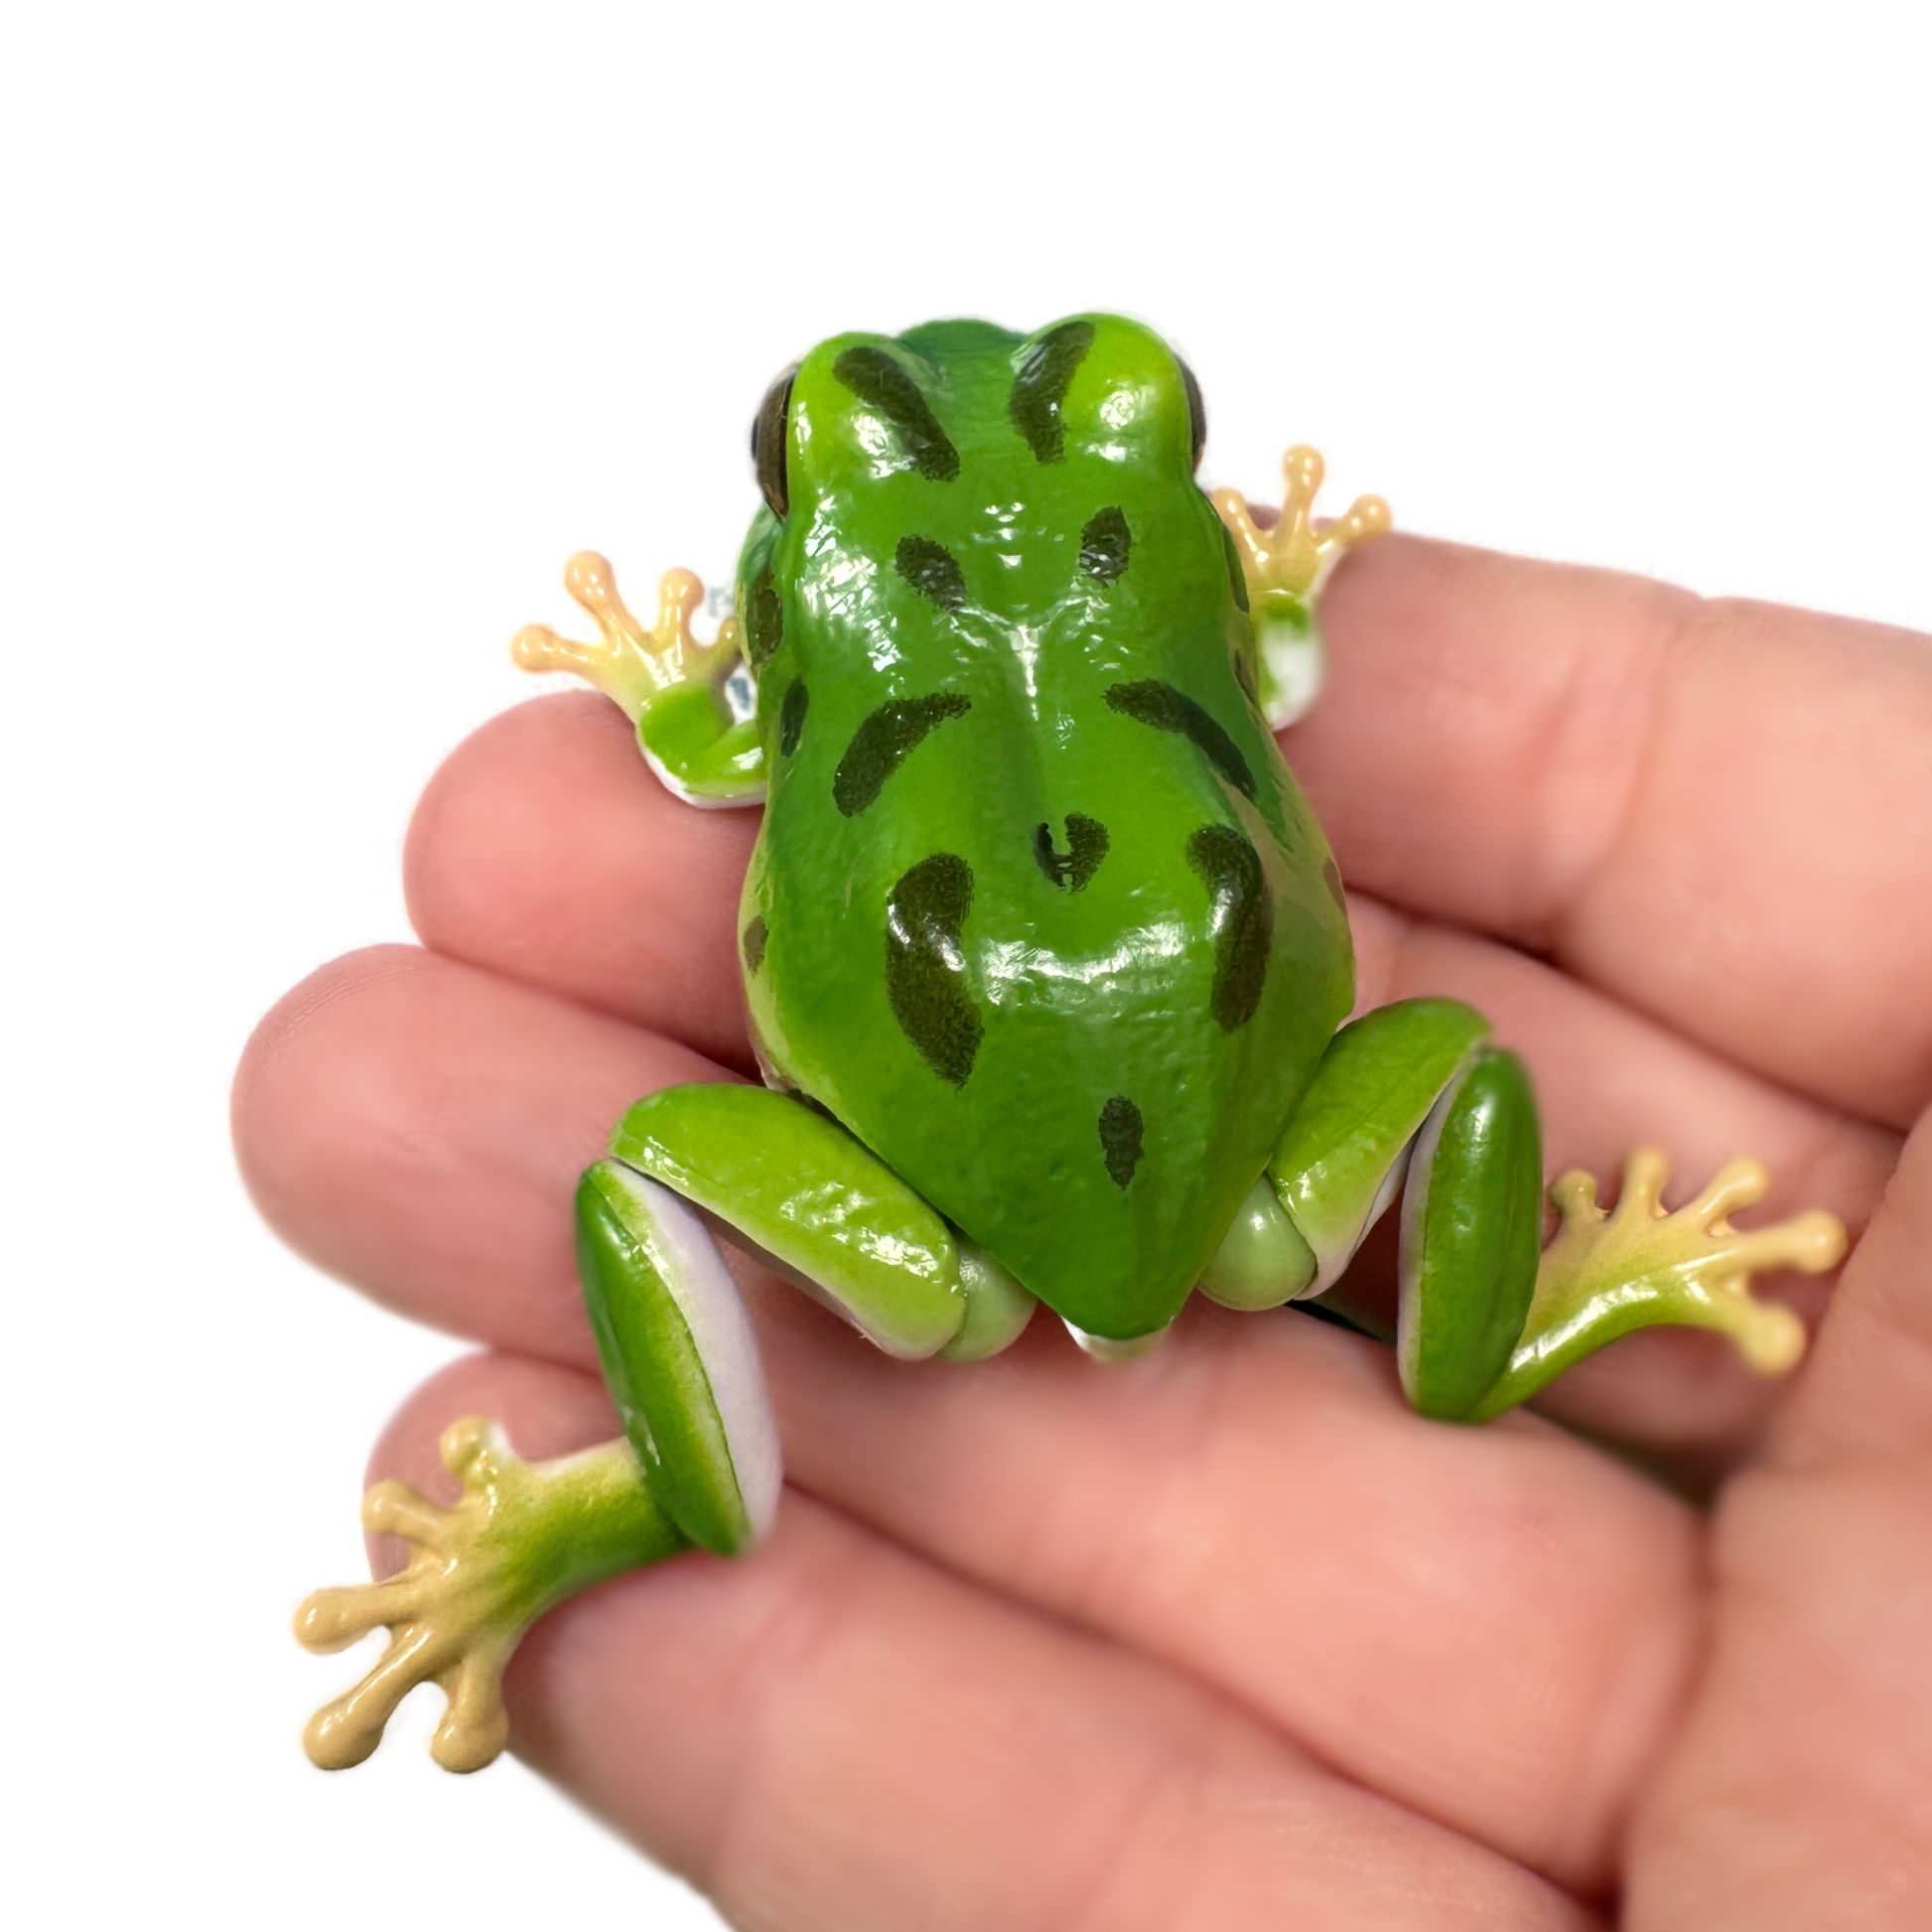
735,316 -> 1353,1339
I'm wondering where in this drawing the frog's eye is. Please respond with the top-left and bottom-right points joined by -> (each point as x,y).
751,367 -> 797,519
1176,357 -> 1207,473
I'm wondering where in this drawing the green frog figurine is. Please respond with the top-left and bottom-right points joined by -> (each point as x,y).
297,315 -> 1845,1773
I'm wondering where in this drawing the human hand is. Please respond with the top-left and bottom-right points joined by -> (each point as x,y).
234,535 -> 1932,1927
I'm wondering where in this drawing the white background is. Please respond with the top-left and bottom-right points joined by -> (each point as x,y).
3,4 -> 1927,1925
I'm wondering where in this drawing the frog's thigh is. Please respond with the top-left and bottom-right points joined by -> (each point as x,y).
1254,997 -> 1494,1300
1241,1000 -> 1541,1419
579,1086 -> 1035,1552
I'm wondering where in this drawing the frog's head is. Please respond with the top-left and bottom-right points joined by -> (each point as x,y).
733,315 -> 1252,698
745,314 -> 1208,538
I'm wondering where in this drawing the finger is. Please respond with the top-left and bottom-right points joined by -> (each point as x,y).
231,944 -> 728,1363
1623,1459 -> 1932,1926
404,693 -> 759,1070
1308,536 -> 1932,1127
1349,894 -> 1891,1224
246,945 -> 1700,1889
1622,1120 -> 1932,1922
352,1352 -> 1600,1932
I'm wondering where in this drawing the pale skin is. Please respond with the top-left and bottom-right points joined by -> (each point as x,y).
235,532 -> 1932,1928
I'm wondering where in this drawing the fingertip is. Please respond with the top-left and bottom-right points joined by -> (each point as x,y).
231,945 -> 434,1249
401,690 -> 759,1066
401,692 -> 632,951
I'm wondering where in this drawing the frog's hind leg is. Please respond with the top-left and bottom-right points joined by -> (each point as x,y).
575,1162 -> 783,1555
575,1085 -> 1034,1553
577,1085 -> 1040,1583
1229,998 -> 1849,1424
1198,997 -> 1496,1319
1219,997 -> 1541,1418
299,1082 -> 1036,1770
1389,1044 -> 1544,1419
599,1082 -> 1037,1369
1379,1067 -> 1846,1424
299,1169 -> 787,1773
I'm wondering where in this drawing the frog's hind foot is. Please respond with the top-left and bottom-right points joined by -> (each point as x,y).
1211,447 -> 1391,727
296,1418 -> 526,1772
1473,1148 -> 1848,1420
297,1417 -> 683,1771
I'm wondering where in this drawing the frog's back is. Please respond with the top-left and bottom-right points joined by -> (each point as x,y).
738,316 -> 1352,1338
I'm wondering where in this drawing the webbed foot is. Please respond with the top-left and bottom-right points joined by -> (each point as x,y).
1212,447 -> 1391,726
297,1418 -> 681,1771
1473,1149 -> 1848,1419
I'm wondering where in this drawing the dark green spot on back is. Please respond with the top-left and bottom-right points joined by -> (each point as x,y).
1104,680 -> 1257,802
1321,855 -> 1347,911
886,854 -> 983,1087
778,678 -> 808,757
746,567 -> 783,669
833,346 -> 960,483
1187,823 -> 1272,1032
1098,1096 -> 1144,1188
1034,813 -> 1110,891
1078,506 -> 1131,583
896,535 -> 967,609
741,915 -> 768,974
1008,320 -> 1095,464
833,693 -> 972,816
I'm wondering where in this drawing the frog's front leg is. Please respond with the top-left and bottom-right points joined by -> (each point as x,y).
1200,999 -> 1848,1422
299,1085 -> 1035,1770
1212,446 -> 1391,728
511,551 -> 764,806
